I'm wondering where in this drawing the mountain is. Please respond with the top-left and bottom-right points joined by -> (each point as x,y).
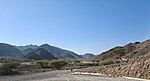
15,45 -> 38,51
82,40 -> 150,79
78,39 -> 150,79
39,44 -> 82,59
93,39 -> 150,61
24,48 -> 57,60
0,43 -> 21,57
0,43 -> 82,59
20,48 -> 35,55
79,51 -> 150,79
81,53 -> 95,59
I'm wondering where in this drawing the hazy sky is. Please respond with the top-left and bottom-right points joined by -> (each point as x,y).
0,0 -> 149,54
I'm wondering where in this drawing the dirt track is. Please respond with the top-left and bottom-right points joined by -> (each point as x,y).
0,70 -> 141,81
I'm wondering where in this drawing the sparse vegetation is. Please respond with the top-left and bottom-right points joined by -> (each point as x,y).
0,61 -> 20,75
101,60 -> 114,65
50,60 -> 68,70
0,61 -> 20,70
35,61 -> 51,68
113,48 -> 125,62
0,58 -> 21,63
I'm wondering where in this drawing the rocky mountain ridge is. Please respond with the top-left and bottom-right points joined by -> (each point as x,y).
24,48 -> 57,60
0,43 -> 90,60
0,43 -> 20,58
77,39 -> 150,79
93,39 -> 150,61
39,44 -> 82,59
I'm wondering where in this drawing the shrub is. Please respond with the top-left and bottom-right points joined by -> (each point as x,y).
0,62 -> 20,75
0,58 -> 21,63
0,62 -> 20,70
101,60 -> 114,65
35,61 -> 51,68
112,48 -> 125,62
50,60 -> 68,70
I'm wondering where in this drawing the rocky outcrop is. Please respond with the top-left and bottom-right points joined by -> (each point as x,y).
77,39 -> 150,79
77,52 -> 150,79
93,39 -> 150,61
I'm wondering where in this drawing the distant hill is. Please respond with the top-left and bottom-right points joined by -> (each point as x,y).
20,48 -> 35,55
24,48 -> 57,60
0,43 -> 20,57
39,44 -> 82,59
81,53 -> 95,59
0,43 -> 84,60
93,39 -> 150,61
15,45 -> 38,51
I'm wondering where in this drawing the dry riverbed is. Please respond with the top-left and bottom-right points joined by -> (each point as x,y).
0,70 -> 143,81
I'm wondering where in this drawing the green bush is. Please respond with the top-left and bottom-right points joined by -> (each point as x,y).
101,60 -> 114,65
113,48 -> 125,62
0,62 -> 20,70
35,61 -> 51,68
50,60 -> 68,70
0,62 -> 20,75
0,58 -> 21,63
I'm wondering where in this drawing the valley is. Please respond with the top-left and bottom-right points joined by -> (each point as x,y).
0,39 -> 149,80
0,70 -> 139,81
0,0 -> 149,80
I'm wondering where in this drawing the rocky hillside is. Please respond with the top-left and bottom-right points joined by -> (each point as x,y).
93,39 -> 150,61
77,39 -> 150,79
0,43 -> 20,57
24,48 -> 57,60
77,51 -> 150,79
39,44 -> 82,59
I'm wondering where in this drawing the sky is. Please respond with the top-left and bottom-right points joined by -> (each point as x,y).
0,0 -> 149,55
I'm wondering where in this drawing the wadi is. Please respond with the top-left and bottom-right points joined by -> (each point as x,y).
0,39 -> 149,81
0,0 -> 149,81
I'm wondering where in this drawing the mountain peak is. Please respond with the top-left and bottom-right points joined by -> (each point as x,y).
24,48 -> 57,60
40,43 -> 51,46
39,44 -> 82,59
81,53 -> 95,59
